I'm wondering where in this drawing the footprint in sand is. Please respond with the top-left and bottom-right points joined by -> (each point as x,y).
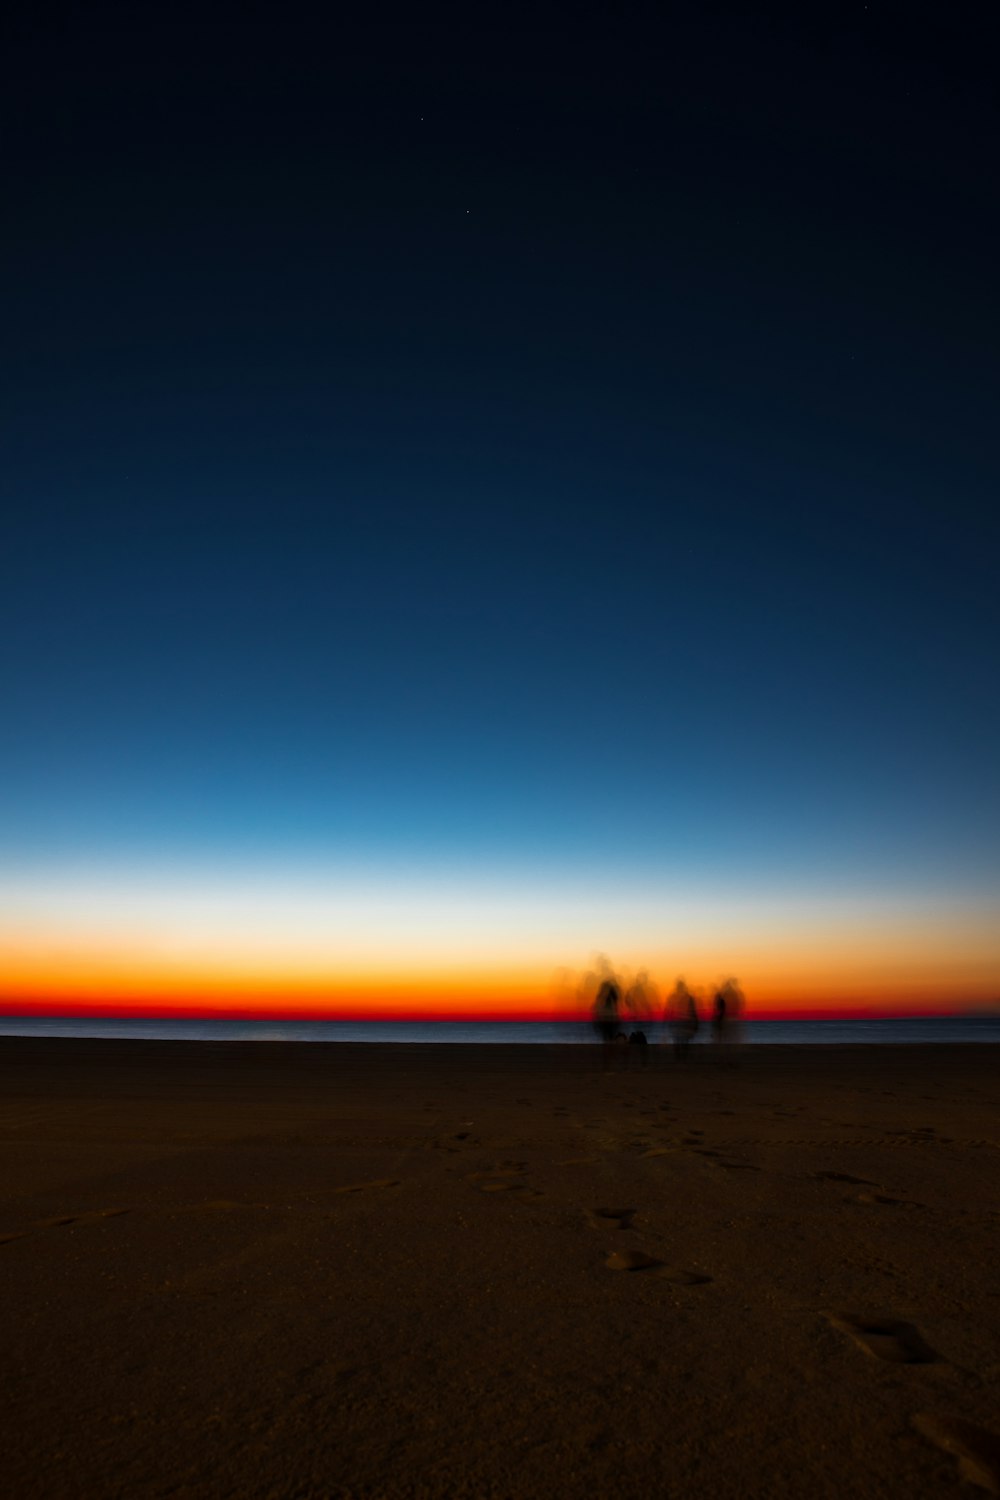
815,1171 -> 880,1186
329,1179 -> 399,1195
854,1191 -> 923,1208
604,1250 -> 712,1282
2,1208 -> 128,1244
912,1414 -> 1000,1495
51,1208 -> 128,1226
589,1207 -> 636,1230
827,1313 -> 938,1364
431,1135 -> 480,1152
187,1200 -> 269,1213
605,1249 -> 663,1271
720,1161 -> 760,1171
468,1164 -> 540,1196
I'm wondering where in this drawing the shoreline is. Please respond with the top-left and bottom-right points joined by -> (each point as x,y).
6,1033 -> 995,1060
3,1035 -> 1000,1061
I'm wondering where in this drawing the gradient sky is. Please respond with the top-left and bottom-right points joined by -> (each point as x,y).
3,4 -> 998,1017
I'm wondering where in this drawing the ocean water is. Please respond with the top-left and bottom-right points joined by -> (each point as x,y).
0,1016 -> 998,1044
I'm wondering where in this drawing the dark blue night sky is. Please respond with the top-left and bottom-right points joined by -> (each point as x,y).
2,4 -> 997,1012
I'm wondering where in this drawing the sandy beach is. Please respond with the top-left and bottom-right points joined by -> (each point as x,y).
1,1038 -> 998,1499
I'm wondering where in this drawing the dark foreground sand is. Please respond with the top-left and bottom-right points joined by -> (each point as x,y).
1,1038 -> 999,1500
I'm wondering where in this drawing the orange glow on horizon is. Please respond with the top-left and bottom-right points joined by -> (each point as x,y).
1,964 -> 996,1023
1,999 -> 983,1023
3,876 -> 997,1024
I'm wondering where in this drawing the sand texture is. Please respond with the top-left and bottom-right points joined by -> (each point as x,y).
1,1038 -> 999,1499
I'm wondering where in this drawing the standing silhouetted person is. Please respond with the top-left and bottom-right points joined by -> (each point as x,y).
711,989 -> 727,1044
667,980 -> 699,1061
714,978 -> 745,1056
593,978 -> 621,1069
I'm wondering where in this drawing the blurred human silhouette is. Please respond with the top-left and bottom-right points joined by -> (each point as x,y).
711,988 -> 727,1046
723,978 -> 745,1049
624,970 -> 656,1028
712,979 -> 746,1058
666,980 -> 699,1060
593,974 -> 622,1068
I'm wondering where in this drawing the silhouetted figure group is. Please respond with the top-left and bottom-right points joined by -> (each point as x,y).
590,971 -> 653,1068
586,960 -> 745,1065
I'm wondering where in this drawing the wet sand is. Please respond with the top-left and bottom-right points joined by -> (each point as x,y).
2,1038 -> 999,1499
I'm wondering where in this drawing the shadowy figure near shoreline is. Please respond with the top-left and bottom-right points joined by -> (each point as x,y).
711,988 -> 727,1045
711,979 -> 746,1060
667,979 -> 699,1061
559,957 -> 745,1069
593,974 -> 622,1069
